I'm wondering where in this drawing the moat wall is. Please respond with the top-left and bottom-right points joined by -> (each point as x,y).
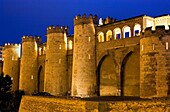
19,96 -> 170,112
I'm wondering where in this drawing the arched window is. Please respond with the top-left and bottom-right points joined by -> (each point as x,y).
98,32 -> 104,42
114,28 -> 121,40
68,40 -> 73,50
123,26 -> 131,38
134,24 -> 141,36
106,30 -> 112,41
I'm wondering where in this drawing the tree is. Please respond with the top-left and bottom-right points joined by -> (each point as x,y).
0,73 -> 12,111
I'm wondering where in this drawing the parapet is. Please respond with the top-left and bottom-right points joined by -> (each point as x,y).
74,14 -> 98,25
142,26 -> 170,37
4,43 -> 21,49
103,16 -> 117,25
22,35 -> 41,43
47,25 -> 68,34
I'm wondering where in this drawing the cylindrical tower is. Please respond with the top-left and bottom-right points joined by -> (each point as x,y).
3,43 -> 21,91
20,36 -> 40,94
140,26 -> 170,98
71,14 -> 98,97
44,25 -> 68,96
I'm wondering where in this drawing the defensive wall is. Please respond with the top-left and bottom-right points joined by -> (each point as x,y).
19,96 -> 170,112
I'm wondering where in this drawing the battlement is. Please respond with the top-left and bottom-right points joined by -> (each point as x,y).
22,35 -> 41,43
74,14 -> 98,25
142,26 -> 170,37
47,25 -> 68,34
4,43 -> 21,48
103,16 -> 117,25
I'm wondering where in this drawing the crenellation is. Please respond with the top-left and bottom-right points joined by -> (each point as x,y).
74,14 -> 98,25
47,25 -> 68,34
22,35 -> 41,43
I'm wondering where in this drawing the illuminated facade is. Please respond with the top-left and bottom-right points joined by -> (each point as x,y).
2,14 -> 170,98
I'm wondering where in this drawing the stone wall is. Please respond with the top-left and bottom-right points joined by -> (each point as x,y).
19,96 -> 170,112
96,37 -> 140,96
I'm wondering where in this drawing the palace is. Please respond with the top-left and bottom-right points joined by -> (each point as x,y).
1,14 -> 170,98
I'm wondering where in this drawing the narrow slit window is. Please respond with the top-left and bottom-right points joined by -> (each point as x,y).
88,54 -> 91,59
59,45 -> 61,49
142,45 -> 144,51
166,42 -> 168,50
59,59 -> 61,64
152,44 -> 155,50
88,37 -> 91,42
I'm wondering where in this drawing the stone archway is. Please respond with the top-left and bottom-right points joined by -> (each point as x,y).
120,51 -> 140,96
96,54 -> 119,96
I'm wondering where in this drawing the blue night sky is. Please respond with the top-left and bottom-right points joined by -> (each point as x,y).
0,0 -> 170,45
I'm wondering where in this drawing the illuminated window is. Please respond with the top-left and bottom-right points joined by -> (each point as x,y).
88,54 -> 91,59
166,42 -> 168,50
43,46 -> 46,54
39,47 -> 42,55
68,40 -> 73,50
134,24 -> 141,36
59,59 -> 61,64
114,28 -> 121,40
142,45 -> 144,51
123,26 -> 131,38
59,45 -> 61,49
98,32 -> 104,42
88,37 -> 91,42
31,75 -> 34,79
106,30 -> 112,41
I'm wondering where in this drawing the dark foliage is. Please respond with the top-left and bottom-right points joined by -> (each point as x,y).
0,73 -> 25,112
0,73 -> 13,112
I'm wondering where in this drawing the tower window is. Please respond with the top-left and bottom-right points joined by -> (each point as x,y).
59,59 -> 61,64
142,45 -> 144,51
166,42 -> 168,50
88,37 -> 91,42
31,75 -> 34,79
88,54 -> 91,59
59,45 -> 61,49
152,44 -> 155,50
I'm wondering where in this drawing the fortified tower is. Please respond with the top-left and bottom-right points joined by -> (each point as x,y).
20,36 -> 40,94
71,14 -> 98,97
140,26 -> 170,98
3,43 -> 21,91
44,26 -> 68,96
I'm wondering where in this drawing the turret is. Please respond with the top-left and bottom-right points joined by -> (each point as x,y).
140,26 -> 170,98
44,25 -> 68,96
20,35 -> 40,94
3,43 -> 21,91
71,14 -> 98,97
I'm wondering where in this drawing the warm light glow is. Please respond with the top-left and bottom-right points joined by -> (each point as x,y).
106,30 -> 112,41
68,40 -> 73,50
166,42 -> 168,50
99,18 -> 103,26
114,28 -> 121,39
134,24 -> 141,36
59,45 -> 61,49
88,37 -> 91,42
98,32 -> 104,42
39,47 -> 42,55
123,26 -> 131,38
